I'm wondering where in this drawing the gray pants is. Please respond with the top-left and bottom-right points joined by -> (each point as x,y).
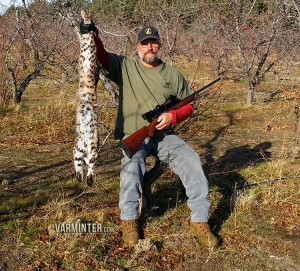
120,134 -> 210,222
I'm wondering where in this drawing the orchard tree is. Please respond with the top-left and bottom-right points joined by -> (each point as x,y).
4,0 -> 77,104
234,0 -> 300,104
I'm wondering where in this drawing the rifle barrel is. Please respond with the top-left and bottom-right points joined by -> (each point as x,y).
193,77 -> 221,96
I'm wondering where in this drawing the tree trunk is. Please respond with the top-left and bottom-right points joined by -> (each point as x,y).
14,69 -> 41,103
247,82 -> 255,105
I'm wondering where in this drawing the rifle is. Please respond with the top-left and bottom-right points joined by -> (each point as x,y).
120,77 -> 221,158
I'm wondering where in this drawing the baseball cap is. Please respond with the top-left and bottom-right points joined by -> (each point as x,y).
138,26 -> 160,42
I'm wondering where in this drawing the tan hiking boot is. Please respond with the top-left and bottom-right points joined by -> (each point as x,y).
190,222 -> 218,248
121,220 -> 139,246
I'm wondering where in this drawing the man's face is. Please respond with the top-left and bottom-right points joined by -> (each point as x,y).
137,38 -> 162,64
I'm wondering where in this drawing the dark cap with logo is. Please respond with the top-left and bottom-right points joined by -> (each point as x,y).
137,26 -> 160,42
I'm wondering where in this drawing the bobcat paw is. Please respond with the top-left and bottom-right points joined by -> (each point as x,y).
75,172 -> 83,182
87,175 -> 94,187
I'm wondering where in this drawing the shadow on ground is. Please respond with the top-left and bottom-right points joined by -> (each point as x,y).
206,141 -> 272,241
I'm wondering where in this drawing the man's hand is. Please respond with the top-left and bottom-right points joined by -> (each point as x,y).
80,20 -> 97,34
155,112 -> 173,130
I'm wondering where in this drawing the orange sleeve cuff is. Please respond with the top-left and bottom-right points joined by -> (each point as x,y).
169,103 -> 193,126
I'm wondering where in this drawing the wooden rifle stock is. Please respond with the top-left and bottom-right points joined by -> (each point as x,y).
120,120 -> 157,158
120,77 -> 221,158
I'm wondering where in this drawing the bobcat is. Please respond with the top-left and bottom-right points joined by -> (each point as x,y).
73,10 -> 98,186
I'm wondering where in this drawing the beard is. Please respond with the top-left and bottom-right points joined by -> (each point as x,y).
138,49 -> 162,63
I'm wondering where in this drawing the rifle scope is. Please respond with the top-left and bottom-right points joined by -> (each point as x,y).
142,95 -> 179,122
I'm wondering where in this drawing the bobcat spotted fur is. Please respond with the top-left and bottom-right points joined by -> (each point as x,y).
73,10 -> 98,186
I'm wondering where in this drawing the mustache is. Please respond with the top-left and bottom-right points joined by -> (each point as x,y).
145,49 -> 155,54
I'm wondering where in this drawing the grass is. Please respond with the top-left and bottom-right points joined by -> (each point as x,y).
0,62 -> 300,270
